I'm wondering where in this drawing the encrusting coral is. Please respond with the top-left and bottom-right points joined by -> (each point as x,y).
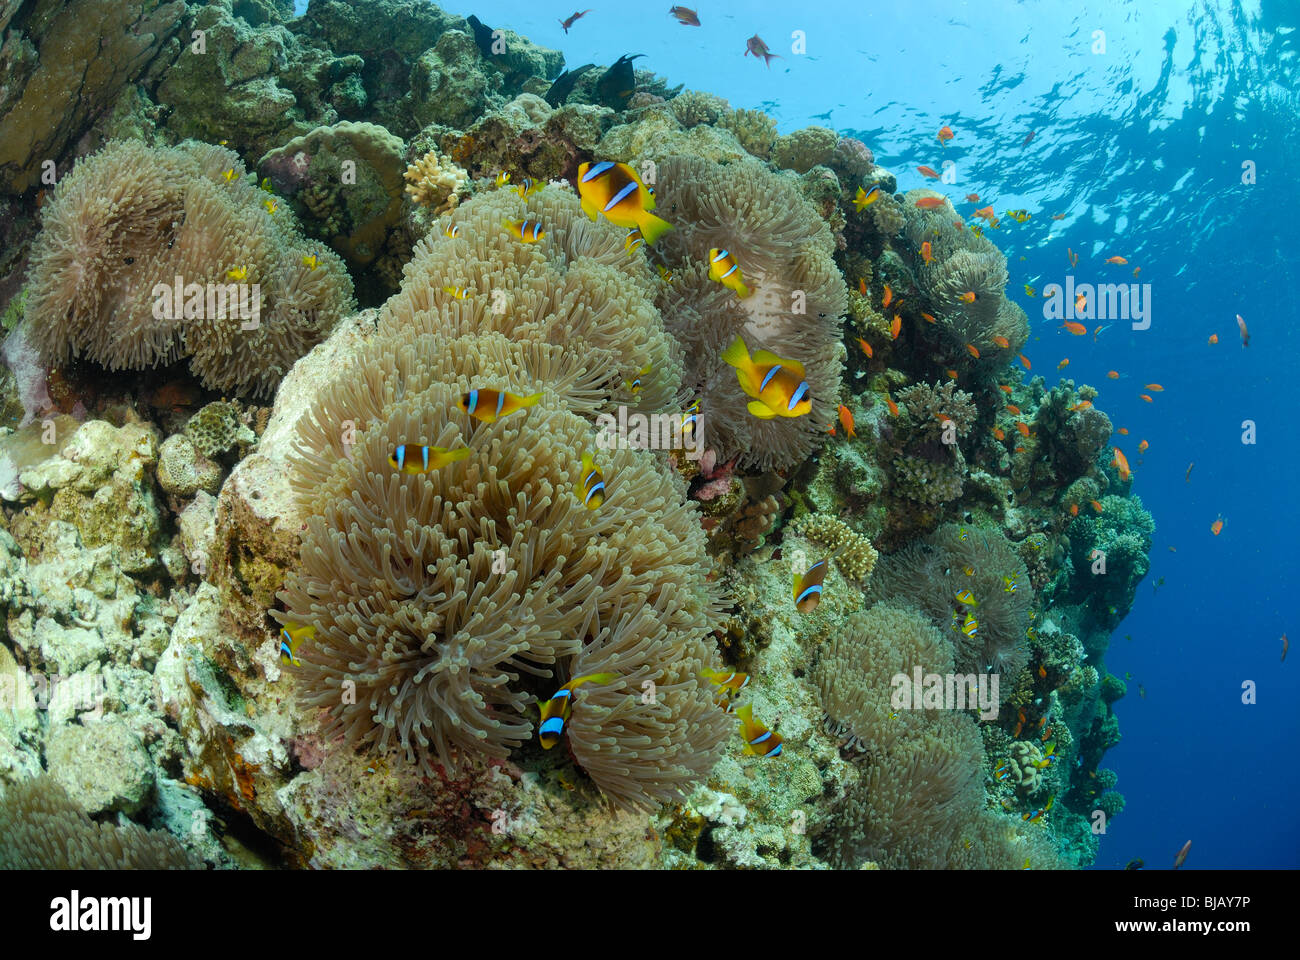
653,154 -> 847,472
24,139 -> 354,397
0,775 -> 199,869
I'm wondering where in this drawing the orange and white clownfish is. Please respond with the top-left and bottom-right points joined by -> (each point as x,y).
736,703 -> 783,757
720,336 -> 812,420
458,388 -> 542,423
576,161 -> 673,244
793,558 -> 829,613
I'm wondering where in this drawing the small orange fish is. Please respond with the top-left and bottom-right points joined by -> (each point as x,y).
1140,394 -> 1153,403
918,165 -> 940,179
826,422 -> 836,435
998,384 -> 1012,393
1110,446 -> 1131,481
1069,503 -> 1079,516
885,392 -> 899,417
973,205 -> 995,221
1117,427 -> 1129,435
1058,358 -> 1070,370
1237,314 -> 1250,347
882,284 -> 893,309
1105,256 -> 1128,264
953,220 -> 965,230
937,126 -> 955,147
891,315 -> 902,340
1069,400 -> 1093,411
1062,321 -> 1086,335
1208,333 -> 1219,345
966,343 -> 980,359
1067,247 -> 1079,268
1038,664 -> 1047,679
921,241 -> 934,264
1019,354 -> 1031,370
1133,267 -> 1141,278
922,312 -> 938,324
993,427 -> 1005,441
858,277 -> 868,295
838,404 -> 856,438
1145,383 -> 1164,392
1138,440 -> 1149,454
1211,516 -> 1224,536
992,335 -> 1010,349
914,196 -> 947,209
1090,500 -> 1103,513
1107,370 -> 1119,379
1051,213 -> 1065,220
965,193 -> 980,202
1014,445 -> 1026,453
1006,404 -> 1021,415
1092,325 -> 1105,342
1074,292 -> 1087,313
857,337 -> 873,359
945,369 -> 959,379
1016,422 -> 1030,439
959,291 -> 976,303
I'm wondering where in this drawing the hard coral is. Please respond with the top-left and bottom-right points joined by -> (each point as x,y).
403,147 -> 470,214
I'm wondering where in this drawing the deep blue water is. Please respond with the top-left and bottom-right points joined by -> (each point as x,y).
296,0 -> 1299,868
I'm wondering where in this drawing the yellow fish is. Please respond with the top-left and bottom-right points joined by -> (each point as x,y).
578,451 -> 606,509
264,198 -> 277,214
494,171 -> 512,188
227,265 -> 249,281
388,444 -> 470,474
623,363 -> 652,394
259,177 -> 274,193
576,161 -> 673,244
853,184 -> 881,211
538,673 -> 619,748
1024,284 -> 1037,297
503,218 -> 545,243
516,177 -> 544,198
720,336 -> 811,420
302,253 -> 319,270
222,168 -> 236,183
459,388 -> 542,423
707,248 -> 751,299
441,285 -> 471,299
954,589 -> 978,606
625,228 -> 646,254
279,623 -> 315,666
444,223 -> 461,238
656,264 -> 674,283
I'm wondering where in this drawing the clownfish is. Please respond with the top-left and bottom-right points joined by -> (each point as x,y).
700,668 -> 750,695
516,177 -> 544,198
389,444 -> 470,474
960,612 -> 979,638
279,623 -> 315,666
793,558 -> 829,613
707,248 -> 751,299
954,589 -> 978,606
736,703 -> 783,758
576,161 -> 673,244
444,223 -> 461,238
1022,795 -> 1055,823
494,171 -> 512,188
624,228 -> 646,254
503,218 -> 545,243
537,673 -> 619,748
853,184 -> 881,211
720,336 -> 811,420
994,760 -> 1011,782
459,388 -> 542,423
624,363 -> 652,394
578,452 -> 605,509
680,399 -> 701,441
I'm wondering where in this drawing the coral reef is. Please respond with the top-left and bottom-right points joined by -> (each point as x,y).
795,513 -> 878,582
24,139 -> 354,397
403,146 -> 469,213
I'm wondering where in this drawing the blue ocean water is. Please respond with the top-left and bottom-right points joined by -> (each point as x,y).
297,0 -> 1299,868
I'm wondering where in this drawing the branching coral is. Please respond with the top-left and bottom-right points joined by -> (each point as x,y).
902,190 -> 1027,363
795,513 -> 878,582
868,523 -> 1031,679
0,776 -> 200,869
403,147 -> 470,214
653,155 -> 847,472
24,139 -> 353,397
878,381 -> 976,507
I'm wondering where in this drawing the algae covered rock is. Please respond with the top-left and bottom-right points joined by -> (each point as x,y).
158,435 -> 223,498
46,716 -> 155,816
